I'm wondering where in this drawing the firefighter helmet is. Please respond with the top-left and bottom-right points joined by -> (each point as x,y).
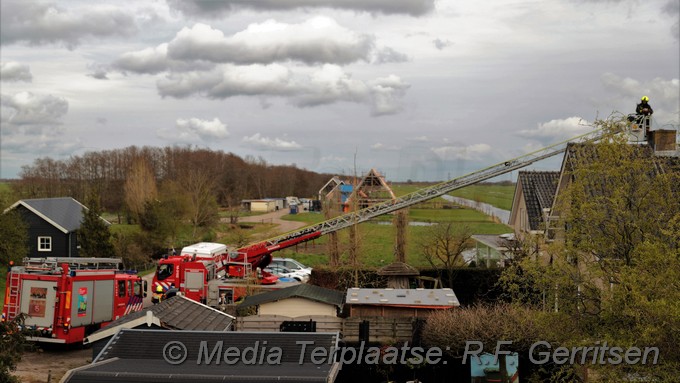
641,96 -> 649,102
156,285 -> 163,293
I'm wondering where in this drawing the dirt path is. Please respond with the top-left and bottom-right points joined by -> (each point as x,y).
14,346 -> 91,383
236,209 -> 307,233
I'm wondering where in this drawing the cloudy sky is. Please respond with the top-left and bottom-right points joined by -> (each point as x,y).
1,0 -> 678,182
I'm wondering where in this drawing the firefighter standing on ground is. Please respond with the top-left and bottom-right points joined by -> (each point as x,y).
152,285 -> 164,304
636,96 -> 654,136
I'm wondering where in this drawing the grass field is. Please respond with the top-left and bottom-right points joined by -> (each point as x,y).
278,204 -> 510,268
391,183 -> 515,211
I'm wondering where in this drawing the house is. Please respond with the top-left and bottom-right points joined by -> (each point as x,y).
345,288 -> 459,318
242,198 -> 279,212
508,171 -> 560,235
84,295 -> 234,359
235,284 -> 345,333
4,197 -> 108,258
62,329 -> 341,383
239,284 -> 344,317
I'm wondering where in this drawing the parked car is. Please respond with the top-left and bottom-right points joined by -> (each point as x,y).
270,258 -> 312,276
264,265 -> 310,283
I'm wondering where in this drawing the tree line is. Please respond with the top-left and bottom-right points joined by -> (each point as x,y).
12,145 -> 333,215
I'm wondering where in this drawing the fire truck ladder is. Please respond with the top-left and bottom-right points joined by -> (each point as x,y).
255,126 -> 618,248
5,272 -> 22,319
22,257 -> 123,272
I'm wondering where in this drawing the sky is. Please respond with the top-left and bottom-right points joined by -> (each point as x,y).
1,0 -> 678,182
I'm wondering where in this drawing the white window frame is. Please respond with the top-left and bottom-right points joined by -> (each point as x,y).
38,236 -> 52,252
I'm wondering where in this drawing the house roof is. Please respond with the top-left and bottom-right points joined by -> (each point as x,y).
346,168 -> 396,204
345,288 -> 459,308
63,329 -> 341,383
472,234 -> 514,251
516,171 -> 560,231
5,197 -> 109,234
85,295 -> 234,344
239,284 -> 345,309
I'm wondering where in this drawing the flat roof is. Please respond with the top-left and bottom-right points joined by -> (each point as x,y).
345,288 -> 459,307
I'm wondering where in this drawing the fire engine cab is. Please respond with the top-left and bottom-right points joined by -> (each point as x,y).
2,257 -> 146,344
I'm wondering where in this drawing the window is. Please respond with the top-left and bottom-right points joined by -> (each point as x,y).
38,237 -> 52,252
118,280 -> 126,297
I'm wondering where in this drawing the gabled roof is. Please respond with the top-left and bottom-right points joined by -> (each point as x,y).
516,171 -> 559,231
239,284 -> 345,309
85,295 -> 234,344
318,176 -> 345,198
346,168 -> 396,205
5,197 -> 108,234
345,288 -> 459,307
63,329 -> 341,383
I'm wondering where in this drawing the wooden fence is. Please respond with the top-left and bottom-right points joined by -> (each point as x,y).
235,315 -> 416,343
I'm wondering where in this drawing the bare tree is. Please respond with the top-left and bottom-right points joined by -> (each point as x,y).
393,209 -> 409,263
124,158 -> 157,221
419,223 -> 472,286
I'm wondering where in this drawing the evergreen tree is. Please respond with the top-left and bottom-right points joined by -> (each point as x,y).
79,193 -> 115,258
0,195 -> 28,266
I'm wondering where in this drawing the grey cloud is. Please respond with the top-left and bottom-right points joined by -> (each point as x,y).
112,43 -> 215,75
157,64 -> 409,116
0,91 -> 75,160
372,47 -> 409,64
1,62 -> 33,82
601,73 -> 680,122
433,38 -> 453,50
661,0 -> 679,41
87,63 -> 109,80
0,1 -> 137,48
1,91 -> 69,126
158,64 -> 295,99
166,0 -> 435,17
167,19 -> 374,66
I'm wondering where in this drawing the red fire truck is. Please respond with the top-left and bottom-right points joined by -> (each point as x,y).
153,242 -> 294,306
2,257 -> 146,344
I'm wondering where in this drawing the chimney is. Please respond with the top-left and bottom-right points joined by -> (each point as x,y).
648,129 -> 678,155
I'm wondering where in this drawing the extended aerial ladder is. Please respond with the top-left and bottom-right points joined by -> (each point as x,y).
230,126 -> 619,268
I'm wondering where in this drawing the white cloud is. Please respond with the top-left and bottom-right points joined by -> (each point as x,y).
0,2 -> 137,48
242,133 -> 302,151
1,61 -> 33,82
166,0 -> 436,17
431,143 -> 492,161
178,117 -> 229,138
371,142 -> 400,150
167,19 -> 375,65
114,43 -> 170,74
368,74 -> 410,116
516,117 -> 593,144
